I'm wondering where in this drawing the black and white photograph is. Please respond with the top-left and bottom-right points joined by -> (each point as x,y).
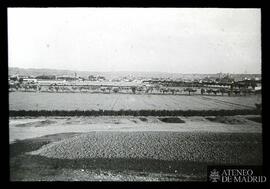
8,8 -> 263,182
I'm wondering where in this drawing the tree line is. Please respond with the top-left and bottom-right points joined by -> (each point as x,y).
10,109 -> 260,117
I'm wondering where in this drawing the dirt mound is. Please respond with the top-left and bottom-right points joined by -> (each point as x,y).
139,117 -> 148,122
206,116 -> 247,124
15,119 -> 57,127
158,117 -> 185,123
28,132 -> 262,165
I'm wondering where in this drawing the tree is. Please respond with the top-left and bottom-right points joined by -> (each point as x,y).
230,83 -> 235,95
212,89 -> 219,95
251,81 -> 257,90
201,88 -> 205,95
100,87 -> 106,93
113,87 -> 119,93
131,86 -> 136,94
191,88 -> 197,94
184,87 -> 195,95
233,89 -> 240,95
206,89 -> 212,95
106,87 -> 112,93
220,88 -> 226,96
19,78 -> 24,84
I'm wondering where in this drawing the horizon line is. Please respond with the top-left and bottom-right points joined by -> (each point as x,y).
8,66 -> 261,75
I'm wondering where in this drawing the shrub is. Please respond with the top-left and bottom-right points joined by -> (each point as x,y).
9,108 -> 260,117
158,117 -> 185,123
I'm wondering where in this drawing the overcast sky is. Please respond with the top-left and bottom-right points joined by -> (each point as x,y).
8,8 -> 261,74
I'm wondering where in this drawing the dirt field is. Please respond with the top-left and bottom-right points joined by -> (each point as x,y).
9,116 -> 262,181
9,92 -> 261,111
9,115 -> 261,143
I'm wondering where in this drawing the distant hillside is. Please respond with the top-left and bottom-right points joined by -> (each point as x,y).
8,67 -> 261,80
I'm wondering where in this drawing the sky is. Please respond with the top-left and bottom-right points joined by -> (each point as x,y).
8,8 -> 261,74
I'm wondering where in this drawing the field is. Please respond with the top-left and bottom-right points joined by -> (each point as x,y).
9,92 -> 261,111
9,92 -> 262,181
10,115 -> 262,181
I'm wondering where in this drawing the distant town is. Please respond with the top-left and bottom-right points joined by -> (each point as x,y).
8,67 -> 261,96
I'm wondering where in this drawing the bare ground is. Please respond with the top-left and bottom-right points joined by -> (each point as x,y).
10,131 -> 262,181
9,115 -> 262,181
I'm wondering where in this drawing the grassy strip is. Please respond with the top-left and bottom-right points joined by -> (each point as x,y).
10,155 -> 207,181
10,133 -> 80,158
9,109 -> 260,117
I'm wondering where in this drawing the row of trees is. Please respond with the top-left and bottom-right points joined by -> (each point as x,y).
10,108 -> 260,117
9,82 -> 260,96
144,77 -> 258,89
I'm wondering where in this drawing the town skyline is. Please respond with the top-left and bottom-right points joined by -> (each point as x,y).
9,66 -> 261,75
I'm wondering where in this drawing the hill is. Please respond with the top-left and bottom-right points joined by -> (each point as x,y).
8,67 -> 261,80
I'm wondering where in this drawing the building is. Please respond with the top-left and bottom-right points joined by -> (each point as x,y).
23,78 -> 37,83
